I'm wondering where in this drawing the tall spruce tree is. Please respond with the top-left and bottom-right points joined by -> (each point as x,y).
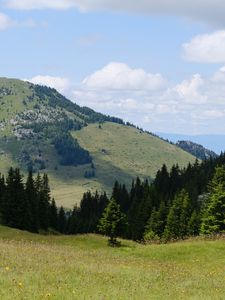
67,205 -> 80,234
58,206 -> 67,233
187,210 -> 201,236
144,201 -> 168,241
3,168 -> 31,230
25,171 -> 39,232
98,198 -> 126,246
49,199 -> 58,231
112,181 -> 130,213
201,166 -> 225,234
79,191 -> 97,233
0,174 -> 5,223
127,178 -> 144,239
163,189 -> 191,240
38,174 -> 50,230
144,207 -> 160,241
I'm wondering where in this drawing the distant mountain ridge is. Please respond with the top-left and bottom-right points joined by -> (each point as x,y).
0,77 -> 196,206
157,132 -> 225,154
176,140 -> 218,161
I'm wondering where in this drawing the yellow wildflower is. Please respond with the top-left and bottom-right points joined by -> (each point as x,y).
45,293 -> 52,297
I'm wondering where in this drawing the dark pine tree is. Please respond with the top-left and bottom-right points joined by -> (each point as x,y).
127,177 -> 144,239
37,174 -> 51,231
154,164 -> 170,203
0,174 -> 5,222
112,181 -> 130,213
58,206 -> 67,233
2,168 -> 31,230
67,205 -> 81,234
49,198 -> 58,231
25,171 -> 39,232
187,210 -> 201,236
79,191 -> 99,233
144,201 -> 168,241
163,189 -> 191,241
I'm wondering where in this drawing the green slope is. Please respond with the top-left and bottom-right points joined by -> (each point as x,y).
0,77 -> 196,207
0,225 -> 224,300
43,122 -> 196,207
73,121 -> 195,183
0,128 -> 196,208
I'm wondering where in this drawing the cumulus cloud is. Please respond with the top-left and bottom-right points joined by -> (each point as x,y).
82,62 -> 167,91
183,31 -> 225,63
174,74 -> 207,103
71,62 -> 225,134
25,75 -> 70,93
4,0 -> 225,26
0,12 -> 15,30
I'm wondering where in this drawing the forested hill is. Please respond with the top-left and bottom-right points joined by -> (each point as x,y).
0,77 -> 124,124
0,77 -> 195,206
176,140 -> 218,160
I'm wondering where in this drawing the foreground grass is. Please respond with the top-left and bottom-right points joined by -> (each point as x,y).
0,226 -> 224,299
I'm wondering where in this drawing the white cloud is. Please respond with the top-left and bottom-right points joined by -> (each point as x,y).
0,12 -> 15,30
192,110 -> 225,120
4,0 -> 75,10
71,62 -> 225,134
212,66 -> 225,82
183,31 -> 225,63
0,12 -> 36,30
82,62 -> 167,91
174,74 -> 207,103
202,110 -> 225,119
25,75 -> 70,93
5,0 -> 225,26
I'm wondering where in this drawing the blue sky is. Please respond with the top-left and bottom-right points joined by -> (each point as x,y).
1,0 -> 225,135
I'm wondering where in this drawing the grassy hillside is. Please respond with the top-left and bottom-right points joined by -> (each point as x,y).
74,122 -> 195,180
68,123 -> 195,200
0,226 -> 224,299
47,123 -> 196,207
0,78 -> 196,207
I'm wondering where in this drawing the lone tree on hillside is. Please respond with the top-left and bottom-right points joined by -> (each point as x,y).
98,198 -> 126,246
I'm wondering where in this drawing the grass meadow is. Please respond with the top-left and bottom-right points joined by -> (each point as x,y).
0,226 -> 224,299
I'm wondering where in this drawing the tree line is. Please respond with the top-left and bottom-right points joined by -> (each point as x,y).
68,153 -> 225,242
1,152 -> 225,244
